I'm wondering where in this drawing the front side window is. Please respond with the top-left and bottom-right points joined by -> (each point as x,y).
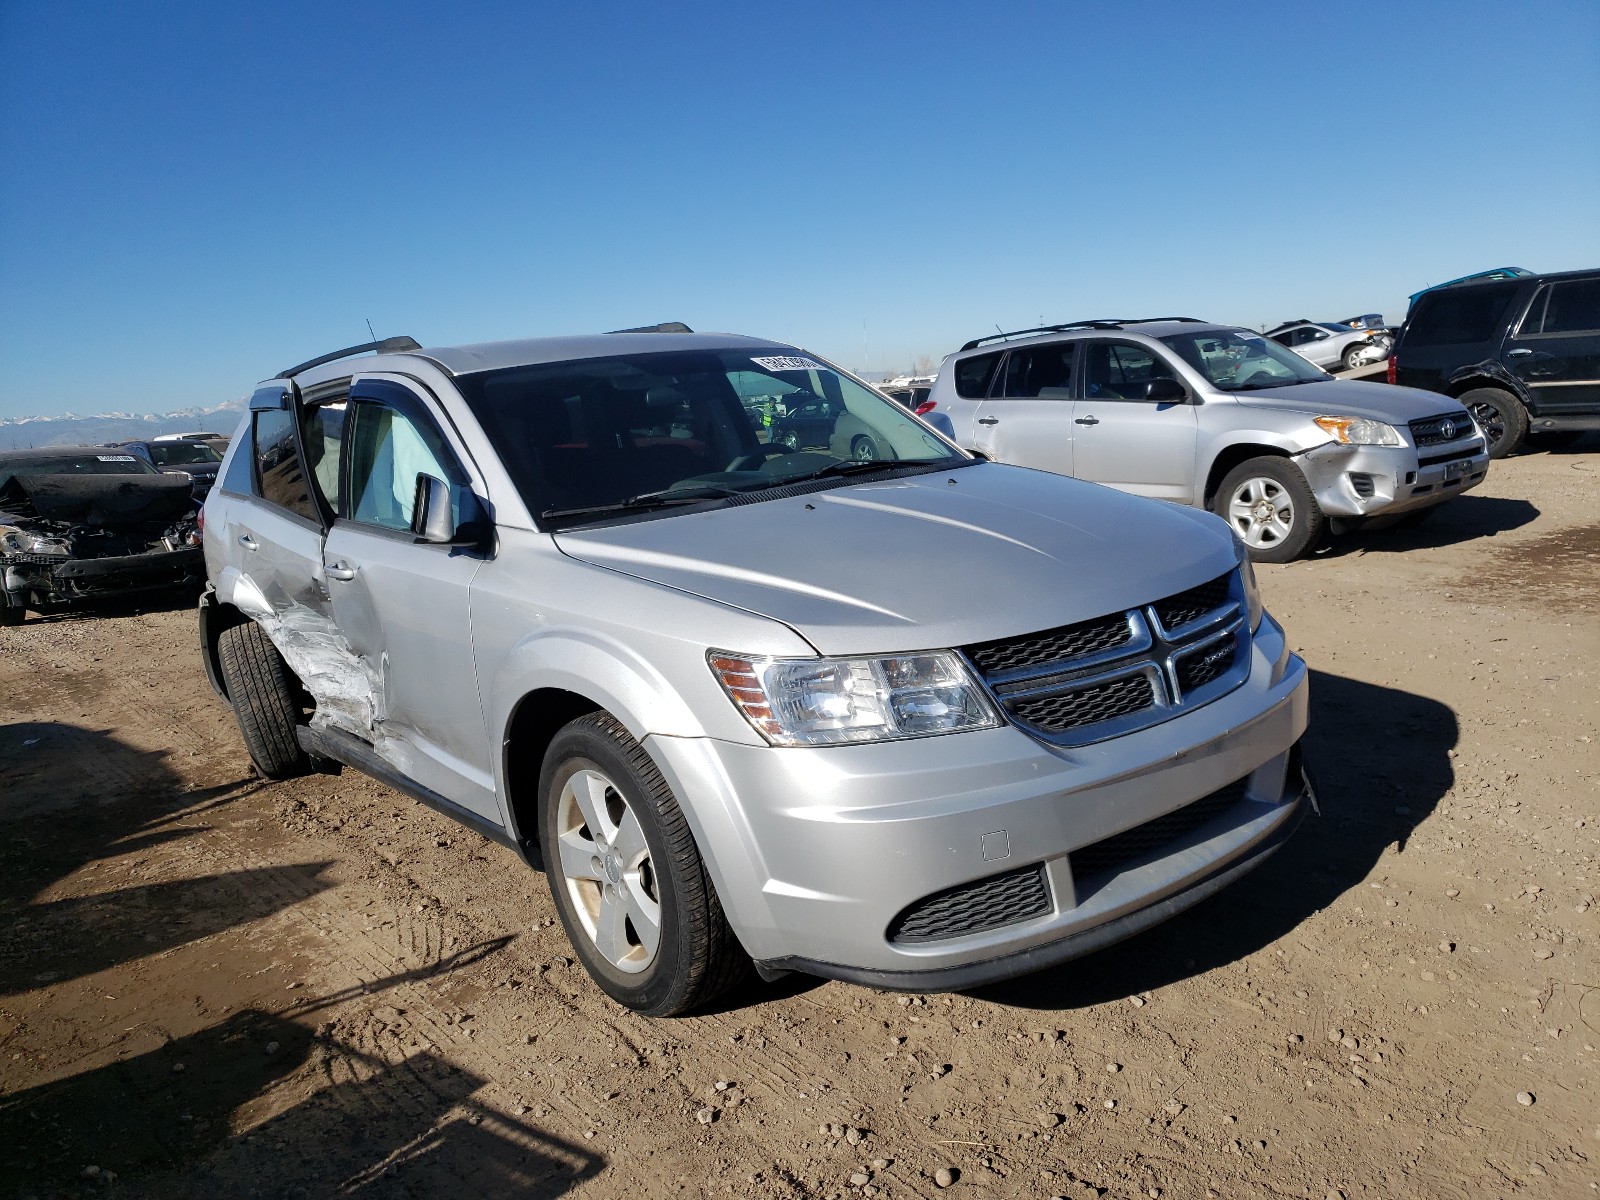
1083,341 -> 1180,401
345,403 -> 463,532
458,348 -> 966,526
1160,329 -> 1329,392
999,342 -> 1076,398
253,409 -> 318,520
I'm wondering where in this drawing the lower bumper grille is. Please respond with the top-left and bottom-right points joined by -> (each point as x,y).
1070,777 -> 1251,883
888,864 -> 1052,944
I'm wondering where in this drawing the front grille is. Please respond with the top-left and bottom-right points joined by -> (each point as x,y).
966,611 -> 1132,675
1175,639 -> 1238,692
1070,778 -> 1250,882
1410,412 -> 1475,446
1151,574 -> 1232,632
963,571 -> 1246,746
1012,673 -> 1155,734
888,864 -> 1052,944
1418,441 -> 1485,467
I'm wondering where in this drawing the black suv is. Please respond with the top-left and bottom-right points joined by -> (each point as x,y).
1391,268 -> 1600,457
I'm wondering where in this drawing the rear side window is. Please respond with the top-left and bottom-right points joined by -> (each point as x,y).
999,342 -> 1077,397
253,409 -> 318,521
954,351 -> 1003,398
1528,279 -> 1600,335
1404,287 -> 1516,346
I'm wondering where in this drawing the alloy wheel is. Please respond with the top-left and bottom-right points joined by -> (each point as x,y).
1227,477 -> 1296,549
553,767 -> 661,974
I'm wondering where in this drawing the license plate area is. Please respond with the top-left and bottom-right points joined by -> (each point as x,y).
1443,459 -> 1472,480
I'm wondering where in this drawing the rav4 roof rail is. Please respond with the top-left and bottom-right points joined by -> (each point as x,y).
278,336 -> 422,379
606,321 -> 695,334
959,320 -> 1130,352
1132,316 -> 1205,324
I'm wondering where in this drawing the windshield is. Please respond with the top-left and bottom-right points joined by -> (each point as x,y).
148,442 -> 221,466
1160,329 -> 1330,391
457,347 -> 966,525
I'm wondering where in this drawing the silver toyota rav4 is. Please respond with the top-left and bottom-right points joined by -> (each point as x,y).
925,319 -> 1491,561
199,329 -> 1313,1015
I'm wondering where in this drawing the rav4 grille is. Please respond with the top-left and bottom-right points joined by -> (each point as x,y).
1410,412 -> 1476,446
963,572 -> 1248,746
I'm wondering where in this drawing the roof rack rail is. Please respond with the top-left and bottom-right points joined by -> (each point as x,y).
1131,316 -> 1205,324
606,321 -> 694,334
959,320 -> 1128,352
278,336 -> 421,379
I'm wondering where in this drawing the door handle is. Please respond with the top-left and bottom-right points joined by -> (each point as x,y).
238,534 -> 258,550
977,417 -> 999,426
325,563 -> 357,581
1075,415 -> 1100,426
1506,348 -> 1533,357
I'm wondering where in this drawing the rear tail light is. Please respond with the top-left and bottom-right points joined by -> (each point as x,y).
1386,355 -> 1397,385
914,401 -> 937,415
196,507 -> 205,537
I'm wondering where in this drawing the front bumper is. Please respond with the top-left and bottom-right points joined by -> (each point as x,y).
646,613 -> 1310,986
1294,438 -> 1489,518
3,546 -> 204,604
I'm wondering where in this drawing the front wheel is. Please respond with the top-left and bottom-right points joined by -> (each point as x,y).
1458,387 -> 1528,458
539,712 -> 747,1016
216,621 -> 309,779
850,435 -> 879,462
1213,457 -> 1326,563
0,591 -> 24,626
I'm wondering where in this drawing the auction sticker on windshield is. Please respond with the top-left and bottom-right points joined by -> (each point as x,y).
96,455 -> 137,461
751,356 -> 827,373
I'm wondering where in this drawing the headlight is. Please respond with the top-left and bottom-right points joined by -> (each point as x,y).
1313,415 -> 1403,446
709,650 -> 1003,746
1228,533 -> 1264,631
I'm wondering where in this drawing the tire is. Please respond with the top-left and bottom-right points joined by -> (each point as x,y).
216,621 -> 309,780
1458,387 -> 1527,458
850,435 -> 878,462
539,712 -> 747,1016
1212,456 -> 1326,564
1341,345 -> 1364,371
776,430 -> 800,452
0,593 -> 23,626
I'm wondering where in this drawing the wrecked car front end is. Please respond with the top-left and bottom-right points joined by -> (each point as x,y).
0,473 -> 204,622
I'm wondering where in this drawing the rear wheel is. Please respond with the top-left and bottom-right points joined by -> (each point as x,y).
850,435 -> 879,462
1458,387 -> 1527,458
0,599 -> 23,626
217,621 -> 309,780
1213,457 -> 1326,563
1341,345 -> 1365,371
539,712 -> 747,1016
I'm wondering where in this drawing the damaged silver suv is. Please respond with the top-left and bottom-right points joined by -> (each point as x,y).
200,329 -> 1313,1015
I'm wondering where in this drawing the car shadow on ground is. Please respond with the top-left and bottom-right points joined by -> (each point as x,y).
1322,494 -> 1540,557
0,721 -> 322,997
14,584 -> 201,626
0,1001 -> 602,1197
971,668 -> 1456,1011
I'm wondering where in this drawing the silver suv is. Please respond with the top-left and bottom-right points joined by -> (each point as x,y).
924,319 -> 1491,561
199,329 -> 1312,1015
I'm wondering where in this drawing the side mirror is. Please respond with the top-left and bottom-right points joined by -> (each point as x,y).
922,411 -> 957,440
411,473 -> 488,546
1144,376 -> 1189,404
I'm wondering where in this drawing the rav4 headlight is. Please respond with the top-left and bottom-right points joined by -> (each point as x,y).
1313,415 -> 1403,446
709,650 -> 1002,746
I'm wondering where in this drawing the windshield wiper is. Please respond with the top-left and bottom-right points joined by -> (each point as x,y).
540,485 -> 744,522
777,458 -> 937,486
1231,378 -> 1306,391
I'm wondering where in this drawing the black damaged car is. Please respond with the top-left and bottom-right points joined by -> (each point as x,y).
0,447 -> 205,626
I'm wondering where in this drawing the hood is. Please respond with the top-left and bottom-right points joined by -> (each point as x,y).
1233,378 -> 1466,425
0,473 -> 197,526
554,464 -> 1238,656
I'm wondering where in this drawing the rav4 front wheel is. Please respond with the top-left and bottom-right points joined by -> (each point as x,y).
539,712 -> 747,1016
1213,457 -> 1326,563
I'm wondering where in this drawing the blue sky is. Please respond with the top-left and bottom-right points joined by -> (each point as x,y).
2,0 -> 1596,418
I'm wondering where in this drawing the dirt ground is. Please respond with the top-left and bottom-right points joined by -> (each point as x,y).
3,444 -> 1597,1200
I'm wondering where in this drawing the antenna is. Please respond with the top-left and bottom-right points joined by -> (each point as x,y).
994,324 -> 1004,336
365,318 -> 377,342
